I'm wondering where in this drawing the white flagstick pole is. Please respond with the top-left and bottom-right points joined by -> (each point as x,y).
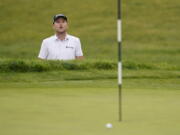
117,0 -> 122,122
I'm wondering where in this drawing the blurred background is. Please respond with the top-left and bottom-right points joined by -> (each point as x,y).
0,0 -> 179,65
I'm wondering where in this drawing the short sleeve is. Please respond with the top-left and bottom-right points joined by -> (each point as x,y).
75,38 -> 83,56
38,40 -> 48,59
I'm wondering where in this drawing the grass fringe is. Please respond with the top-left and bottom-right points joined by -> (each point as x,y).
0,59 -> 179,73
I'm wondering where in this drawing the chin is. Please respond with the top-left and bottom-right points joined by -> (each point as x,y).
57,30 -> 65,33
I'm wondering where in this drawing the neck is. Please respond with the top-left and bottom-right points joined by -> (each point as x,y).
56,32 -> 67,40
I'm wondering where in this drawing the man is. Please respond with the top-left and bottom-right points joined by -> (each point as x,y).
38,14 -> 84,60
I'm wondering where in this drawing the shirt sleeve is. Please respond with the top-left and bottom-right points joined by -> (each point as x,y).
38,40 -> 48,59
75,38 -> 83,57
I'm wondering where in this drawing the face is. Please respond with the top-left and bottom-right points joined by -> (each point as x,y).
53,18 -> 68,33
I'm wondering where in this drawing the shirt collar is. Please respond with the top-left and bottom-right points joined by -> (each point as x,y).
54,34 -> 69,41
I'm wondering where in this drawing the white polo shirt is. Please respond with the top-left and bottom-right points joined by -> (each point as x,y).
38,34 -> 83,60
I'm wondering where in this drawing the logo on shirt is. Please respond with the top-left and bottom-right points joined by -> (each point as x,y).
66,46 -> 74,49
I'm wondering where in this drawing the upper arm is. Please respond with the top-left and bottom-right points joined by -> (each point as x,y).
75,38 -> 83,57
38,40 -> 48,59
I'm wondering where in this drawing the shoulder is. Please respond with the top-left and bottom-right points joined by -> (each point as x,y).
42,35 -> 56,43
67,34 -> 80,41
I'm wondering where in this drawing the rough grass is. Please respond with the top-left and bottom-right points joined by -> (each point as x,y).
0,59 -> 179,73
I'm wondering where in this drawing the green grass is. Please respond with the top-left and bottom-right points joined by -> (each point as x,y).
0,79 -> 180,135
0,59 -> 179,73
0,0 -> 179,66
0,0 -> 180,134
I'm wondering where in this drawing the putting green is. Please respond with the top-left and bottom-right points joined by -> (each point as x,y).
0,80 -> 179,135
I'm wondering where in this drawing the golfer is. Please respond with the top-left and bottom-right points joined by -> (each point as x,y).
38,14 -> 84,60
